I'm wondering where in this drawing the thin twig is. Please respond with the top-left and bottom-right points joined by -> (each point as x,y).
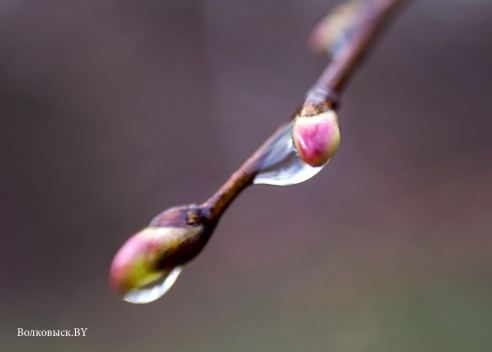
313,0 -> 405,103
110,0 -> 410,300
201,0 -> 406,222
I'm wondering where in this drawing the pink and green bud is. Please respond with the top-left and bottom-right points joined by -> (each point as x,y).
110,205 -> 216,301
292,110 -> 340,167
110,226 -> 202,298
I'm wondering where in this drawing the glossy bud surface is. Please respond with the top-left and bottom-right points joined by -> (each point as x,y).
292,110 -> 340,167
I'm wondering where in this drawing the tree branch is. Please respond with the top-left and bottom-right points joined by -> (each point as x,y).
110,0 -> 410,302
201,0 -> 407,222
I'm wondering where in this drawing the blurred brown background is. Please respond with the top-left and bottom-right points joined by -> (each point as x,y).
1,0 -> 492,351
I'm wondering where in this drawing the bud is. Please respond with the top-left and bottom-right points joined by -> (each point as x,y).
309,0 -> 365,56
292,110 -> 340,167
110,205 -> 216,302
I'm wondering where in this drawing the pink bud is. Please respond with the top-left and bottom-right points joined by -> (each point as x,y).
292,110 -> 340,167
110,226 -> 203,298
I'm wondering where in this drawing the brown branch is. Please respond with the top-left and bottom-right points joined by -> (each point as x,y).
201,0 -> 406,222
313,0 -> 406,104
110,0 -> 410,301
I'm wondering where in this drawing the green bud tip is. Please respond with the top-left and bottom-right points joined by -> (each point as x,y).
109,205 -> 216,300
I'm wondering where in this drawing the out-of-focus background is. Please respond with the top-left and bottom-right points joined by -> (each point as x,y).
1,0 -> 492,351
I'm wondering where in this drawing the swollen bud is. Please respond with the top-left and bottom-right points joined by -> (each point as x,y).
309,0 -> 365,57
292,110 -> 340,167
110,205 -> 216,303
